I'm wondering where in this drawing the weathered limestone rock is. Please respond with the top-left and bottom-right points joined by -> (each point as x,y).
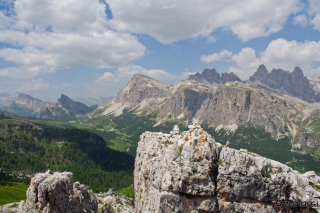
96,188 -> 134,213
18,172 -> 98,213
0,202 -> 20,213
134,124 -> 320,212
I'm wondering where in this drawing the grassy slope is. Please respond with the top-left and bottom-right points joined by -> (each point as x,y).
116,184 -> 134,198
0,183 -> 28,206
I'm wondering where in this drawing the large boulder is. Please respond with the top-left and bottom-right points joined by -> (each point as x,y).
18,172 -> 98,213
134,124 -> 320,212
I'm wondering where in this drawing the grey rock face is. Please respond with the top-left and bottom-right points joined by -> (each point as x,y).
249,65 -> 316,102
96,188 -> 133,213
57,94 -> 96,115
114,74 -> 170,106
158,81 -> 293,138
188,68 -> 241,85
18,172 -> 98,213
134,125 -> 320,212
14,93 -> 44,110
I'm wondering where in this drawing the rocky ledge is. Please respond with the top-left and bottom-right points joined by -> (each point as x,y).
96,188 -> 134,213
17,172 -> 98,213
134,124 -> 320,212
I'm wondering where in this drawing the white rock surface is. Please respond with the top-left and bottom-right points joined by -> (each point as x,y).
134,124 -> 320,212
17,172 -> 98,213
96,188 -> 134,213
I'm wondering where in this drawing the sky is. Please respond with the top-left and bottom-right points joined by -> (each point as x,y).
0,0 -> 319,102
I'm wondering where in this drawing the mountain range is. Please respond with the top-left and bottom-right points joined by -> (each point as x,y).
1,94 -> 97,121
87,65 -> 320,173
0,93 -> 19,106
1,64 -> 320,173
71,96 -> 113,106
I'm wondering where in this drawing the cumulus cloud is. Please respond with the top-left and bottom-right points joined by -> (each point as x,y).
107,0 -> 302,43
200,50 -> 232,63
261,38 -> 320,69
293,14 -> 308,27
13,0 -> 107,33
93,65 -> 193,89
308,0 -> 320,30
52,82 -> 74,89
94,72 -> 119,85
229,48 -> 261,79
0,0 -> 146,78
226,38 -> 320,79
17,79 -> 49,91
115,65 -> 183,82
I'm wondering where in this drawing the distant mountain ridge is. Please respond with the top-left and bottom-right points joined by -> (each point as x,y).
89,65 -> 320,164
187,68 -> 241,86
72,96 -> 113,106
0,92 -> 19,106
1,93 -> 97,121
248,64 -> 318,102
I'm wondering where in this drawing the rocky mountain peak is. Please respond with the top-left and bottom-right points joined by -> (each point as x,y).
134,124 -> 320,212
129,74 -> 168,89
249,64 -> 268,81
188,68 -> 241,85
248,65 -> 316,102
57,94 -> 95,115
17,93 -> 40,102
113,74 -> 170,106
15,93 -> 43,110
221,71 -> 241,84
293,66 -> 303,75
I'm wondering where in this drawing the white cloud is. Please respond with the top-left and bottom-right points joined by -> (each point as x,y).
0,0 -> 146,78
115,65 -> 187,83
200,50 -> 232,63
260,38 -> 320,69
93,65 -> 193,89
228,38 -> 320,80
52,82 -> 74,89
0,31 -> 145,73
308,0 -> 320,30
17,79 -> 49,91
310,14 -> 320,30
229,48 -> 261,79
107,0 -> 302,43
310,66 -> 320,76
94,72 -> 119,85
293,14 -> 308,27
13,0 -> 107,33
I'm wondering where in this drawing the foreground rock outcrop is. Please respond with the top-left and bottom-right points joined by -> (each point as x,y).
134,124 -> 320,212
96,188 -> 134,213
18,172 -> 98,213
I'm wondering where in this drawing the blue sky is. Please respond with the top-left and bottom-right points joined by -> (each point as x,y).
0,0 -> 319,102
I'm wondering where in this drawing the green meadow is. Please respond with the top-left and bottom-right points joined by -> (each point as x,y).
0,183 -> 28,206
